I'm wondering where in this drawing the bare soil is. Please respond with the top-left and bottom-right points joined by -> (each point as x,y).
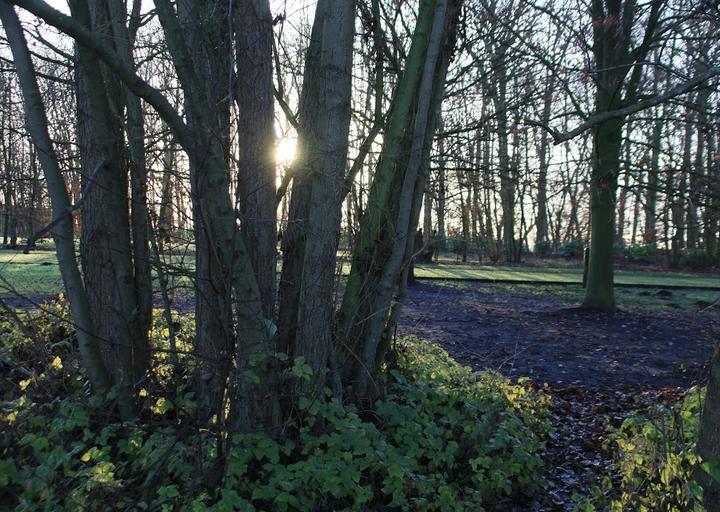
396,280 -> 718,511
397,281 -> 717,390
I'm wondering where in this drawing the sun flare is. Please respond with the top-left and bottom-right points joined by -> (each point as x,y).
276,137 -> 297,166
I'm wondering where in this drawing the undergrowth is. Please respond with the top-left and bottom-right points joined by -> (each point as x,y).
576,387 -> 718,512
0,299 -> 550,511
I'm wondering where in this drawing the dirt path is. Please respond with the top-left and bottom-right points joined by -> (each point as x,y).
397,281 -> 719,511
398,281 -> 716,389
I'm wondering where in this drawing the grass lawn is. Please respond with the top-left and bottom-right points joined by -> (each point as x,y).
443,281 -> 720,311
413,263 -> 720,289
0,249 -> 194,297
1,249 -> 718,297
0,250 -> 62,297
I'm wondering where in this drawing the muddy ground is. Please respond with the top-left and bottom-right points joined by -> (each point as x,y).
396,280 -> 719,511
397,281 -> 717,390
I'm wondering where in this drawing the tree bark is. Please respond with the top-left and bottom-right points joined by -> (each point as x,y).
277,0 -> 356,397
583,116 -> 622,309
582,0 -> 664,310
491,42 -> 516,262
235,0 -> 277,319
616,126 -> 632,246
71,0 -> 146,418
338,0 -> 461,399
698,345 -> 720,512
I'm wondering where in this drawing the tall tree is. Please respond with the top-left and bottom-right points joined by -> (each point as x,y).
582,0 -> 664,309
277,0 -> 356,395
234,0 -> 277,318
338,0 -> 463,399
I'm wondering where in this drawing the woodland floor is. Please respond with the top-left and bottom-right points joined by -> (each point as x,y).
3,272 -> 719,510
397,280 -> 719,511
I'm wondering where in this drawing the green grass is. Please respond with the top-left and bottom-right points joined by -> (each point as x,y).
1,249 -> 718,298
0,250 -> 62,297
0,250 -> 194,297
460,282 -> 720,311
413,263 -> 720,289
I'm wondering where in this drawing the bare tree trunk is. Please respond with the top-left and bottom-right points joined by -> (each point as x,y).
423,184 -> 433,243
458,183 -> 469,262
631,188 -> 641,246
704,106 -> 719,258
688,89 -> 708,250
471,133 -> 482,252
109,0 -> 153,378
153,0 -> 275,430
582,0 -> 664,310
671,107 -> 694,266
277,0 -> 356,395
71,0 -> 146,418
492,43 -> 515,262
338,0 -> 462,400
235,0 -> 277,318
616,126 -> 631,246
697,345 -> 720,512
158,136 -> 175,247
2,187 -> 10,246
535,73 -> 554,246
643,63 -> 667,247
435,116 -> 446,251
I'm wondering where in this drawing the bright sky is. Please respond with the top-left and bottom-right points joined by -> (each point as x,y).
43,0 -> 71,14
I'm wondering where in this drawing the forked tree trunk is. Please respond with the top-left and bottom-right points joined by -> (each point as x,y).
109,0 -> 153,378
338,0 -> 461,399
581,0 -> 663,310
153,0 -> 276,429
71,0 -> 147,418
277,0 -> 355,398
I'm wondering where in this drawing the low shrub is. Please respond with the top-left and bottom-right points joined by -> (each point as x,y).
678,249 -> 719,270
578,387 -> 719,512
534,240 -> 552,257
559,239 -> 585,259
0,304 -> 550,511
623,244 -> 661,263
607,387 -> 705,511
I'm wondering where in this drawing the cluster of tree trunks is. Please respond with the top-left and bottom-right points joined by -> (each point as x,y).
2,0 -> 462,428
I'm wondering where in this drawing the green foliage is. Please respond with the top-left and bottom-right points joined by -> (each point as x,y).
678,249 -> 719,270
219,338 -> 550,511
559,239 -> 585,259
534,240 -> 552,257
0,314 -> 550,511
623,244 -> 661,263
580,387 -> 709,511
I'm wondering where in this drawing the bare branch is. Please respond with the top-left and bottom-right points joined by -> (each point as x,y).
527,66 -> 719,145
